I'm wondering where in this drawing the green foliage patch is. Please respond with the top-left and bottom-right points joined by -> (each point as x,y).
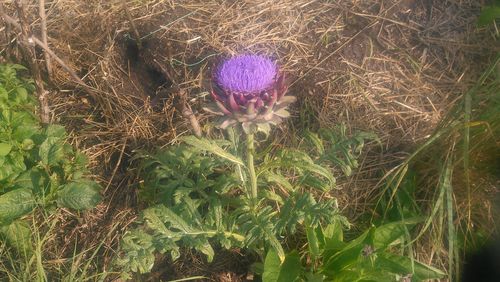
0,64 -> 101,255
116,126 -> 376,279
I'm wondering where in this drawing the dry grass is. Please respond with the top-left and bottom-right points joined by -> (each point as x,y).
1,0 -> 498,280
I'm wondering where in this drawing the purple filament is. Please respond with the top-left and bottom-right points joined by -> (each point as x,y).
215,55 -> 277,94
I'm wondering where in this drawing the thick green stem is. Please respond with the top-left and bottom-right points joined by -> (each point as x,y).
246,132 -> 258,200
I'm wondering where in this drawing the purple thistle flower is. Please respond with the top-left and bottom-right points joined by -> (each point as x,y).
216,55 -> 277,94
208,54 -> 295,131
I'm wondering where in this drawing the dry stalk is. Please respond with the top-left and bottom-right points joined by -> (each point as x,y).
122,3 -> 142,48
39,0 -> 51,76
12,0 -> 50,123
0,5 -> 93,94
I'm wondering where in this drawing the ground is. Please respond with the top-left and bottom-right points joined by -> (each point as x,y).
0,0 -> 498,281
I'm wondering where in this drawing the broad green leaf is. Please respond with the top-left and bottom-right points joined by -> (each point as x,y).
278,251 -> 302,282
323,219 -> 344,243
0,151 -> 26,181
39,137 -> 64,165
304,272 -> 325,282
13,168 -> 49,194
323,228 -> 374,274
12,124 -> 40,140
0,143 -> 12,156
15,87 -> 28,102
263,250 -> 302,282
377,253 -> 446,281
0,188 -> 36,225
372,218 -> 422,250
45,124 -> 67,139
11,111 -> 37,129
57,181 -> 101,210
0,219 -> 32,256
263,249 -> 282,282
181,136 -> 244,166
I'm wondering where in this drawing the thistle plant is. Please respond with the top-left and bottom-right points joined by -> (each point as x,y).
209,54 -> 295,201
116,54 -> 375,278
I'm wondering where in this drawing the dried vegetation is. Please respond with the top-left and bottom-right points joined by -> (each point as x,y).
0,0 -> 497,280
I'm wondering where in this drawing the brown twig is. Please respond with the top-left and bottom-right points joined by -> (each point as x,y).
39,0 -> 52,76
0,5 -> 90,90
122,4 -> 142,48
13,0 -> 50,123
151,58 -> 202,137
182,102 -> 202,138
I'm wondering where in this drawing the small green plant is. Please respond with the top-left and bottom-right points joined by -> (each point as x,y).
260,218 -> 446,282
373,55 -> 500,281
116,127 -> 368,276
115,55 -> 376,279
0,64 -> 101,256
478,0 -> 500,27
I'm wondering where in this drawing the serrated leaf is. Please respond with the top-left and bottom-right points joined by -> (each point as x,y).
150,205 -> 195,233
261,189 -> 284,204
278,150 -> 336,190
263,171 -> 294,191
0,188 -> 36,225
57,181 -> 101,210
39,137 -> 64,165
0,143 -> 12,156
304,130 -> 324,154
142,208 -> 175,236
0,219 -> 32,255
306,225 -> 321,259
193,238 -> 215,262
181,136 -> 244,166
45,124 -> 67,139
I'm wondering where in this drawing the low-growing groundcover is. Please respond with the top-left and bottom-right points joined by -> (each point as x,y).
0,64 -> 101,278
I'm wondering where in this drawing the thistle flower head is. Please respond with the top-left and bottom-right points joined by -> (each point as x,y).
207,54 -> 296,133
215,55 -> 277,94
